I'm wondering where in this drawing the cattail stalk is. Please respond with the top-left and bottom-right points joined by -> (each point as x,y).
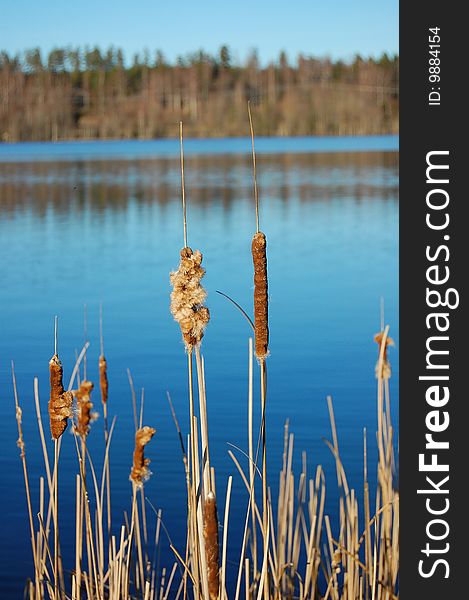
129,426 -> 155,592
99,306 -> 114,580
73,378 -> 96,593
75,380 -> 95,439
53,439 -> 59,600
375,326 -> 393,470
130,426 -> 156,487
170,247 -> 210,352
170,122 -> 210,353
48,354 -> 73,440
252,232 -> 269,360
248,102 -> 270,600
99,355 -> 108,411
48,349 -> 71,600
99,305 -> 109,437
99,350 -> 112,561
171,122 -> 211,600
203,492 -> 219,600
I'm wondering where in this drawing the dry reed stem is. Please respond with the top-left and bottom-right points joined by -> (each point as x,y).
170,247 -> 210,351
48,354 -> 73,439
74,380 -> 96,438
193,417 -> 211,600
167,393 -> 191,600
12,364 -> 40,596
259,359 -> 269,600
252,233 -> 269,359
130,426 -> 156,487
53,440 -> 59,600
186,354 -> 202,600
220,477 -> 233,600
203,492 -> 220,600
195,347 -> 211,496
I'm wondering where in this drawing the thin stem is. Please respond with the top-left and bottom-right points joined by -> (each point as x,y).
248,338 -> 257,581
248,101 -> 260,234
75,474 -> 82,600
12,362 -> 40,594
380,297 -> 385,332
83,303 -> 88,381
127,368 -> 139,433
215,290 -> 255,331
260,358 -> 269,600
67,342 -> 90,392
53,439 -> 59,600
99,303 -> 104,357
179,121 -> 188,248
167,391 -> 191,600
54,316 -> 58,356
233,343 -> 266,600
187,350 -> 201,599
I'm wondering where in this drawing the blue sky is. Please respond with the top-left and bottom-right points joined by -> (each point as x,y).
1,0 -> 398,64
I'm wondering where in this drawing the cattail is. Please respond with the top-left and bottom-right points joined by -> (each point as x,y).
74,380 -> 96,438
252,231 -> 269,359
332,549 -> 342,573
48,354 -> 73,439
130,426 -> 156,487
170,247 -> 210,351
99,355 -> 108,405
374,331 -> 394,379
203,492 -> 220,600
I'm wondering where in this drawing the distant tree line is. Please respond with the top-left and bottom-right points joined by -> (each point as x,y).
0,46 -> 399,141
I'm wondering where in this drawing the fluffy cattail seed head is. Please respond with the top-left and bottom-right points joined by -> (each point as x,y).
99,355 -> 108,405
130,426 -> 156,487
170,247 -> 210,351
252,232 -> 269,359
332,549 -> 342,573
48,354 -> 73,439
74,380 -> 96,438
203,492 -> 220,600
374,331 -> 394,380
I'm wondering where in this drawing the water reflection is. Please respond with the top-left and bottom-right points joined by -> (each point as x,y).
0,151 -> 397,218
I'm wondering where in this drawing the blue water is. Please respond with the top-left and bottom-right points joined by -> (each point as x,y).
0,137 -> 398,595
0,135 -> 398,162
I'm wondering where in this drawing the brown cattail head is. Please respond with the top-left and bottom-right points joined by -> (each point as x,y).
130,426 -> 156,487
170,247 -> 210,351
99,355 -> 108,405
74,380 -> 96,438
203,492 -> 220,600
252,232 -> 269,359
374,331 -> 394,380
48,354 -> 73,439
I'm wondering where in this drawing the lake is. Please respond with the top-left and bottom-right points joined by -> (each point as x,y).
0,136 -> 398,596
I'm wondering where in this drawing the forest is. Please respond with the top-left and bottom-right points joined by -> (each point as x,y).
0,46 -> 399,141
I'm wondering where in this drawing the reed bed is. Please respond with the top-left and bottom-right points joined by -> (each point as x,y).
13,324 -> 398,600
13,118 -> 398,600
